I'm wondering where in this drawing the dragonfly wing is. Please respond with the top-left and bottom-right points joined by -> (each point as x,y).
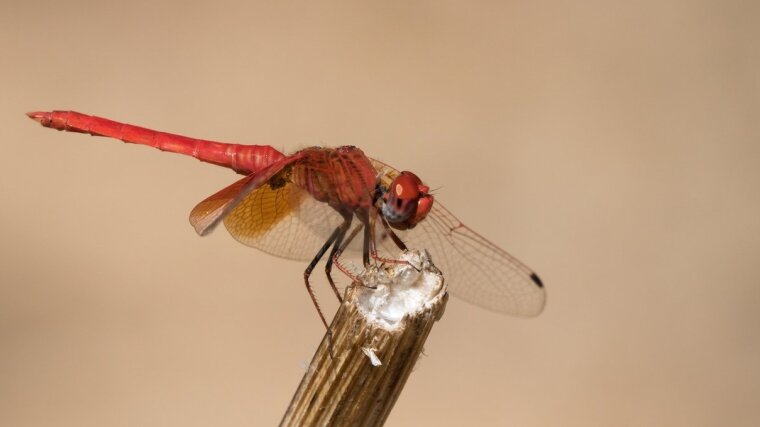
223,181 -> 346,261
189,152 -> 306,236
189,174 -> 252,235
189,152 -> 351,262
403,203 -> 546,316
368,157 -> 545,316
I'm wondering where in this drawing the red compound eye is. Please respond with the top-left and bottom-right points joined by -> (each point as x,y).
383,171 -> 434,229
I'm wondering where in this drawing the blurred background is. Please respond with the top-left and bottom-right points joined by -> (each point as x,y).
1,1 -> 758,426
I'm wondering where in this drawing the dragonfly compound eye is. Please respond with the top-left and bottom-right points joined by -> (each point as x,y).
382,171 -> 434,229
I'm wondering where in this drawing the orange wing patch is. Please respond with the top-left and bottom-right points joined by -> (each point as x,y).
223,180 -> 307,245
189,175 -> 252,235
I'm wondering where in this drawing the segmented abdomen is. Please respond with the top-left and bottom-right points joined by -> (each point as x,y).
29,110 -> 284,175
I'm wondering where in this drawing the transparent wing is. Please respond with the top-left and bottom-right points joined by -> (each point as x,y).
401,203 -> 545,316
370,158 -> 546,316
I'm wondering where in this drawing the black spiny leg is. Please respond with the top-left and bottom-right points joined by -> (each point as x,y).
329,223 -> 363,282
303,213 -> 352,357
379,214 -> 407,251
324,213 -> 353,303
362,216 -> 371,267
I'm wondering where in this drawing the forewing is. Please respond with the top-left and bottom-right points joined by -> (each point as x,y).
404,203 -> 545,316
369,157 -> 545,316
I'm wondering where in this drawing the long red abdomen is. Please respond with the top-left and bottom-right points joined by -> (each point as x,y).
27,110 -> 284,175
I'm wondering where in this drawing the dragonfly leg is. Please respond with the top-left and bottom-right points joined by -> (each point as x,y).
366,215 -> 414,269
324,214 -> 354,303
362,216 -> 372,267
332,223 -> 364,284
350,217 -> 383,288
303,213 -> 352,357
379,215 -> 407,251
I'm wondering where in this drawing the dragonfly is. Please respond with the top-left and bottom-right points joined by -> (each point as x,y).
27,110 -> 546,333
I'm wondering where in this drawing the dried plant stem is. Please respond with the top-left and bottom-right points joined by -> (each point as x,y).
281,256 -> 447,427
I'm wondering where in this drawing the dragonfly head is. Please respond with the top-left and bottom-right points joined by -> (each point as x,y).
381,171 -> 434,229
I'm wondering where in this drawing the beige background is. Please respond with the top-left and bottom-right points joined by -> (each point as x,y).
2,1 -> 759,426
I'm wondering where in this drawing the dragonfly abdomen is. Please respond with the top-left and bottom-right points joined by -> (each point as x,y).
27,110 -> 284,175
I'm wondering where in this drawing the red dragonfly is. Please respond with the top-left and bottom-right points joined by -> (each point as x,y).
27,110 -> 546,331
